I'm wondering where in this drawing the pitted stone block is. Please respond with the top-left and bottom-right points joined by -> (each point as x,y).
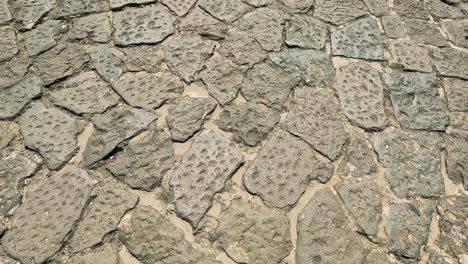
0,76 -> 42,120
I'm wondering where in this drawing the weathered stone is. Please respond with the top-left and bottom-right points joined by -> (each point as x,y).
215,198 -> 292,264
0,26 -> 17,62
0,249 -> 19,264
382,15 -> 407,39
385,203 -> 434,259
10,0 -> 52,29
245,129 -> 333,207
107,128 -> 174,191
437,196 -> 468,259
443,78 -> 468,112
109,0 -> 156,9
286,15 -> 328,50
425,0 -> 465,19
69,183 -> 138,252
68,13 -> 111,43
388,40 -> 432,73
218,28 -> 266,67
113,6 -> 174,46
281,0 -> 315,12
393,0 -> 430,20
0,122 -> 13,150
433,48 -> 468,79
242,0 -> 273,7
0,0 -> 12,24
25,20 -> 65,56
444,137 -> 468,189
364,251 -> 397,264
314,0 -> 368,25
161,0 -> 196,16
331,16 -> 385,60
338,131 -> 377,177
363,0 -> 389,16
89,45 -> 124,82
2,166 -> 96,264
111,72 -> 184,110
449,112 -> 468,139
66,247 -> 119,264
242,62 -> 298,110
164,32 -> 215,83
297,188 -> 365,264
441,20 -> 468,48
427,251 -> 453,264
53,0 -> 109,17
405,19 -> 448,47
0,54 -> 29,89
179,7 -> 228,40
169,130 -> 243,226
383,73 -> 448,131
83,105 -> 156,166
217,102 -> 280,146
118,45 -> 163,73
120,205 -> 221,264
286,87 -> 347,160
372,131 -> 444,198
19,102 -> 79,170
0,76 -> 42,120
198,0 -> 252,23
335,62 -> 387,130
166,97 -> 217,142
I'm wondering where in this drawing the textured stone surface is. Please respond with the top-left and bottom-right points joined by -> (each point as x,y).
372,131 -> 444,198
118,45 -> 163,73
10,0 -> 52,29
243,0 -> 273,7
405,19 -> 448,47
25,20 -> 65,56
313,0 -> 367,25
286,15 -> 328,50
443,78 -> 468,112
433,48 -> 468,79
198,0 -> 252,23
66,247 -> 119,264
441,20 -> 468,48
179,7 -> 228,40
445,137 -> 468,189
364,251 -> 397,264
169,130 -> 243,226
449,112 -> 468,139
244,129 -> 333,207
2,166 -> 96,264
388,40 -> 432,73
382,15 -> 407,39
0,26 -> 17,62
0,0 -> 12,24
53,0 -> 109,17
286,87 -> 347,160
89,45 -> 123,82
0,76 -> 42,120
338,131 -> 377,177
215,198 -> 292,264
69,13 -> 111,43
0,54 -> 29,89
363,0 -> 389,16
161,0 -> 196,16
281,0 -> 314,12
437,196 -> 468,259
109,0 -> 156,9
393,0 -> 430,20
218,28 -> 266,66
0,122 -> 13,150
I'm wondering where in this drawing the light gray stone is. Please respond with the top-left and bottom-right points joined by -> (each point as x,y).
118,45 -> 163,73
198,0 -> 252,23
338,131 -> 377,177
109,0 -> 156,9
444,137 -> 468,190
441,20 -> 468,48
0,0 -> 12,24
218,28 -> 266,67
66,246 -> 119,264
437,196 -> 468,259
0,76 -> 42,120
363,0 -> 389,16
314,0 -> 368,25
443,78 -> 468,112
405,19 -> 448,47
25,20 -> 66,56
425,0 -> 465,19
0,122 -> 13,150
68,13 -> 111,43
161,0 -> 197,16
286,15 -> 328,50
179,7 -> 228,40
449,112 -> 468,139
388,40 -> 432,73
10,0 -> 53,29
364,251 -> 397,264
89,45 -> 124,82
382,15 -> 407,39
393,0 -> 430,20
433,48 -> 468,79
281,0 -> 315,12
242,0 -> 273,6
52,0 -> 109,17
0,249 -> 19,264
0,26 -> 17,62
0,53 -> 29,89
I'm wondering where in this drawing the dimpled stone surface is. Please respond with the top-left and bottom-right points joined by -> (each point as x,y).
169,130 -> 243,227
10,0 -> 52,29
449,112 -> 468,139
53,0 -> 109,17
437,196 -> 468,258
112,72 -> 184,110
19,102 -> 79,170
441,20 -> 468,49
443,78 -> 468,112
385,203 -> 434,259
286,87 -> 347,160
393,0 -> 430,20
69,183 -> 138,252
68,13 -> 111,43
338,131 -> 377,177
426,0 -> 464,19
0,76 -> 42,120
0,54 -> 29,89
118,45 -> 163,73
89,45 -> 124,82
433,48 -> 468,79
363,0 -> 389,16
109,0 -> 156,9
161,0 -> 196,16
389,40 -> 432,73
120,205 -> 221,264
66,247 -> 118,264
382,16 -> 407,39
286,15 -> 328,50
335,62 -> 387,130
0,122 -> 13,150
331,16 -> 385,60
113,7 -> 174,46
372,131 -> 444,198
25,20 -> 65,56
2,166 -> 96,264
314,0 -> 367,25
215,198 -> 292,264
444,137 -> 468,190
297,188 -> 365,264
179,7 -> 228,40
217,102 -> 280,146
383,73 -> 448,131
198,0 -> 252,23
50,72 -> 119,114
0,26 -> 17,62
0,0 -> 11,24
244,129 -> 333,207
107,128 -> 174,191
405,19 -> 448,47
166,97 -> 217,142
218,28 -> 266,67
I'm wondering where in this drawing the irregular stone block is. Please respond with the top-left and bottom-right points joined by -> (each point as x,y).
113,6 -> 174,46
0,0 -> 12,24
179,7 -> 228,40
0,26 -> 17,62
443,78 -> 468,112
383,72 -> 448,131
280,0 -> 314,12
0,54 -> 29,89
10,0 -> 52,29
218,28 -> 266,67
25,20 -> 65,56
364,251 -> 397,264
166,97 -> 217,142
242,0 -> 273,7
161,0 -> 196,16
53,0 -> 109,17
198,0 -> 252,23
0,76 -> 42,120
0,249 -> 19,264
449,112 -> 468,139
169,130 -> 243,227
331,16 -> 385,60
89,45 -> 124,82
109,0 -> 156,9
382,15 -> 407,39
217,102 -> 280,146
118,45 -> 163,73
363,0 -> 389,16
433,48 -> 468,79
388,40 -> 432,73
68,13 -> 111,43
286,15 -> 328,50
405,19 -> 448,47
372,131 -> 444,198
2,166 -> 96,264
393,0 -> 430,20
427,251 -> 453,264
425,0 -> 465,19
338,131 -> 377,177
66,246 -> 119,264
19,102 -> 79,169
244,129 -> 333,207
441,20 -> 468,48
286,87 -> 347,160
437,196 -> 468,259
0,122 -> 13,150
444,137 -> 468,190
314,0 -> 367,25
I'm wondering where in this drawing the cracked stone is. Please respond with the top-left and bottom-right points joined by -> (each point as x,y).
242,0 -> 273,6
109,0 -> 156,9
0,122 -> 13,150
68,13 -> 111,43
19,102 -> 79,170
118,45 -> 163,73
338,131 -> 377,177
405,19 -> 448,47
244,129 -> 333,207
433,48 -> 468,79
50,72 -> 119,115
364,251 -> 397,264
161,0 -> 197,16
449,112 -> 468,139
393,0 -> 430,20
217,102 -> 280,146
215,197 -> 292,264
443,78 -> 468,112
179,7 -> 228,40
441,20 -> 468,49
0,76 -> 42,120
25,20 -> 65,56
425,0 -> 465,19
218,28 -> 266,67
297,188 -> 365,264
313,0 -> 368,25
169,130 -> 243,227
66,246 -> 119,264
166,96 -> 217,142
383,72 -> 449,131
112,72 -> 184,110
10,0 -> 52,29
335,62 -> 387,130
280,0 -> 315,12
331,16 -> 385,60
0,53 -> 29,89
444,137 -> 468,190
52,0 -> 109,18
286,15 -> 328,50
286,87 -> 347,160
427,251 -> 453,264
437,196 -> 468,259
388,40 -> 432,73
107,128 -> 174,191
385,202 -> 434,259
382,15 -> 407,39
2,166 -> 96,264
89,45 -> 124,82
198,0 -> 252,23
0,0 -> 12,24
113,6 -> 174,46
372,131 -> 445,198
363,0 -> 389,16
0,26 -> 17,62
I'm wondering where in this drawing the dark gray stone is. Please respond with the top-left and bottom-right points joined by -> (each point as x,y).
338,131 -> 377,177
388,40 -> 432,73
68,13 -> 111,43
25,20 -> 66,56
382,16 -> 407,39
405,19 -> 448,47
89,45 -> 124,82
433,48 -> 468,79
0,26 -> 17,62
444,137 -> 468,190
0,54 -> 29,89
313,0 -> 367,25
0,76 -> 42,120
198,0 -> 252,23
10,0 -> 52,29
443,78 -> 468,112
437,196 -> 468,259
393,0 -> 430,20
161,0 -> 197,16
286,15 -> 328,50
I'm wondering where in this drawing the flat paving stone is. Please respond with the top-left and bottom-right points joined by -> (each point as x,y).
449,112 -> 468,139
68,13 -> 112,43
338,130 -> 377,178
218,28 -> 266,67
441,20 -> 468,49
88,45 -> 124,82
443,78 -> 468,112
388,40 -> 432,73
243,0 -> 273,7
109,0 -> 156,9
10,0 -> 53,29
179,7 -> 228,40
25,20 -> 66,56
0,0 -> 12,24
198,0 -> 252,23
405,19 -> 448,47
0,122 -> 14,150
382,15 -> 407,39
286,15 -> 328,50
433,48 -> 468,79
363,0 -> 389,16
65,246 -> 119,264
313,0 -> 367,25
281,0 -> 314,12
52,0 -> 109,17
425,0 -> 465,19
436,196 -> 468,259
0,76 -> 42,120
0,54 -> 29,90
118,45 -> 163,73
0,26 -> 17,62
444,137 -> 468,190
161,0 -> 197,16
393,0 -> 430,20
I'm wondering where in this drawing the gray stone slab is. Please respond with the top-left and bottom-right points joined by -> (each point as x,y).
0,122 -> 13,150
242,0 -> 273,7
444,137 -> 468,190
441,20 -> 468,49
382,15 -> 407,39
437,196 -> 468,259
52,0 -> 109,18
68,13 -> 111,43
25,20 -> 66,56
89,45 -> 124,82
363,0 -> 389,16
10,0 -> 53,29
66,246 -> 119,264
405,19 -> 448,47
443,78 -> 468,112
338,131 -> 377,177
218,28 -> 266,67
109,0 -> 156,9
449,112 -> 468,139
433,48 -> 468,79
0,54 -> 29,89
198,0 -> 252,23
388,40 -> 432,73
393,0 -> 430,20
0,26 -> 17,62
179,7 -> 228,40
0,0 -> 12,24
286,15 -> 328,50
118,45 -> 163,73
280,0 -> 314,12
364,252 -> 397,264
314,0 -> 368,25
0,76 -> 42,120
425,0 -> 465,19
161,0 -> 196,16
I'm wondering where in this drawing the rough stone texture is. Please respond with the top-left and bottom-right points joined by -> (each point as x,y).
179,7 -> 228,40
385,203 -> 434,259
89,45 -> 124,82
372,131 -> 445,198
449,112 -> 468,139
2,166 -> 96,264
169,130 -> 243,227
25,20 -> 65,56
68,13 -> 111,43
426,0 -> 465,19
444,137 -> 468,190
50,72 -> 119,114
286,87 -> 347,160
0,76 -> 42,120
443,78 -> 468,112
0,26 -> 17,62
19,102 -> 79,170
53,0 -> 109,18
338,131 -> 377,177
297,188 -> 365,264
109,0 -> 156,9
113,7 -> 174,46
280,0 -> 314,12
0,122 -> 13,150
0,249 -> 19,264
118,45 -> 163,73
388,40 -> 432,73
166,97 -> 216,142
335,62 -> 387,130
66,247 -> 119,264
0,0 -> 12,24
382,15 -> 407,39
364,251 -> 397,264
111,72 -> 184,110
436,196 -> 468,259
0,54 -> 29,89
405,19 -> 448,47
363,0 -> 389,16
393,0 -> 430,20
243,0 -> 273,7
10,0 -> 52,29
441,20 -> 468,48
161,0 -> 197,16
286,15 -> 328,50
433,48 -> 468,79
331,16 -> 385,60
313,0 -> 368,25
198,0 -> 252,23
244,129 -> 333,207
218,28 -> 266,66
383,72 -> 448,131
215,198 -> 292,264
107,128 -> 174,191
217,102 -> 280,146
